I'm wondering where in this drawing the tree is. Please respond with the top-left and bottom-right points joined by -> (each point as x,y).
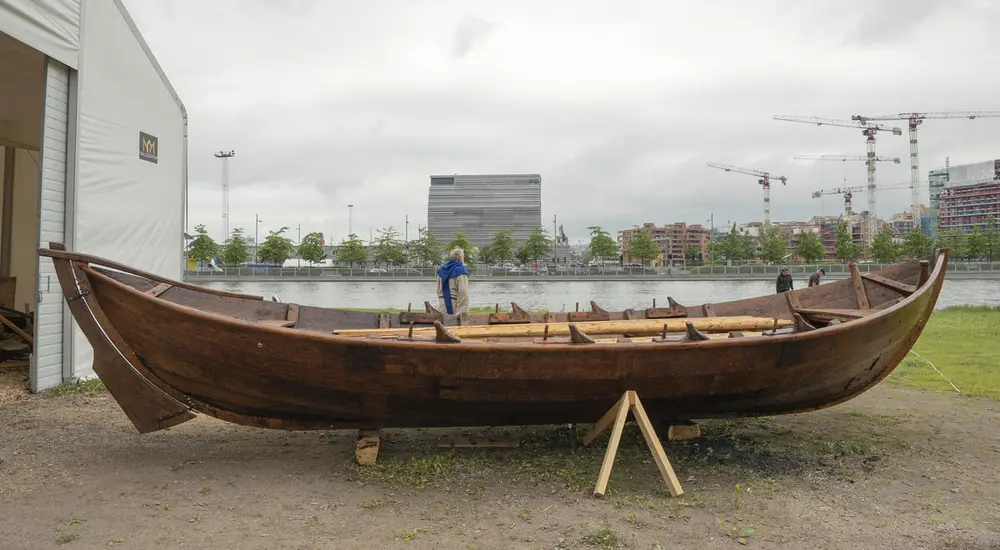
372,226 -> 406,268
795,231 -> 826,264
966,226 -> 987,260
409,227 -> 442,267
477,244 -> 496,266
488,229 -> 516,267
187,224 -> 220,263
758,221 -> 788,264
935,230 -> 966,259
298,231 -> 326,265
518,226 -> 553,266
625,229 -> 659,266
684,246 -> 701,264
337,233 -> 367,267
834,220 -> 861,263
446,232 -> 477,266
869,225 -> 899,264
986,216 -> 1000,262
257,226 -> 295,265
902,228 -> 934,260
587,226 -> 618,265
221,227 -> 250,266
714,223 -> 753,262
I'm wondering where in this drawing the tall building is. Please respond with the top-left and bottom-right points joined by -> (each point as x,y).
928,165 -> 949,237
934,159 -> 1000,234
427,174 -> 542,250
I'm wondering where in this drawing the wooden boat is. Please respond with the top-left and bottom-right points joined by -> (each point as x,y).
37,243 -> 948,435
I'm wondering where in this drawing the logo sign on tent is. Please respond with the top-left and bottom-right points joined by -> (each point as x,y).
139,131 -> 158,163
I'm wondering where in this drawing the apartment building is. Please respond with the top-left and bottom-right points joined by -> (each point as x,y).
617,222 -> 710,264
938,182 -> 1000,234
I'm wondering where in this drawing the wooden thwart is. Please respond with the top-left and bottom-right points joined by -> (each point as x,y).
862,272 -> 917,296
145,282 -> 173,297
795,307 -> 874,323
582,391 -> 683,497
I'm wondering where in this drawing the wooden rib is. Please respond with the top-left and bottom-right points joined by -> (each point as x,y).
145,282 -> 172,297
434,321 -> 462,343
667,297 -> 684,310
377,312 -> 390,329
510,302 -> 530,317
568,324 -> 596,344
685,322 -> 710,341
424,301 -> 443,317
286,304 -> 300,327
793,313 -> 817,332
862,272 -> 917,295
702,303 -> 716,317
256,319 -> 295,328
624,309 -> 636,320
848,263 -> 871,309
784,292 -> 801,318
918,260 -> 930,287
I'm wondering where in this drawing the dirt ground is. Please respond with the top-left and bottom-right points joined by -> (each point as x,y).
1,365 -> 998,550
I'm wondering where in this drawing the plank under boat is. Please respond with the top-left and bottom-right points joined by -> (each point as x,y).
36,243 -> 948,434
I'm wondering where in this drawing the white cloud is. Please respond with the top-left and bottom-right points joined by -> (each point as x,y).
124,0 -> 1000,245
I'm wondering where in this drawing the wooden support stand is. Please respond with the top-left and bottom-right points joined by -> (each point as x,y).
582,391 -> 684,498
355,429 -> 381,466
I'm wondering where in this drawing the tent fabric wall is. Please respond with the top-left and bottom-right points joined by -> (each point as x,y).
32,59 -> 71,392
0,0 -> 81,70
70,0 -> 187,380
11,149 -> 41,312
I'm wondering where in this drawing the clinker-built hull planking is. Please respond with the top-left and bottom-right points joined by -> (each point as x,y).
38,243 -> 948,434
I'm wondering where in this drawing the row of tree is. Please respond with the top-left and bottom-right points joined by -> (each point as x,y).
186,224 -> 559,268
705,217 -> 1000,265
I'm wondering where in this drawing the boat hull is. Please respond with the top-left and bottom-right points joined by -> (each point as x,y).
36,242 -> 948,433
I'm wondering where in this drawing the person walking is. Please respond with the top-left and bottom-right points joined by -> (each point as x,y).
775,267 -> 794,293
808,268 -> 826,287
437,247 -> 470,316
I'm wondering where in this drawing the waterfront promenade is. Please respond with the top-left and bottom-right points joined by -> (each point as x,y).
184,261 -> 1000,283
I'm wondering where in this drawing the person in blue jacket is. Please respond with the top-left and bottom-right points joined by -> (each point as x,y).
436,248 -> 470,316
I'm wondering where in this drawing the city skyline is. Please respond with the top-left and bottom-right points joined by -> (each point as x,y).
122,1 -> 1000,245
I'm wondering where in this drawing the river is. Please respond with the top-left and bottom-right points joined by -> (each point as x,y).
195,278 -> 1000,312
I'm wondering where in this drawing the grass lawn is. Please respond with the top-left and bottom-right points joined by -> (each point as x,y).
888,306 -> 1000,401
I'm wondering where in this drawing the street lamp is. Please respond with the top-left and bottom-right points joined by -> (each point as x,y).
297,223 -> 301,268
254,214 -> 263,264
348,204 -> 353,236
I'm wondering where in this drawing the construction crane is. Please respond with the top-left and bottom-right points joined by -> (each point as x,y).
794,154 -> 901,164
774,115 -> 903,245
811,181 -> 914,220
851,111 -> 1000,232
706,162 -> 787,223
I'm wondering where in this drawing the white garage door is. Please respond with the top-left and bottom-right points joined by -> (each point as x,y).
31,58 -> 71,392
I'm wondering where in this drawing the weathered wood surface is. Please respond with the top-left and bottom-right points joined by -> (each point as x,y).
37,242 -> 949,435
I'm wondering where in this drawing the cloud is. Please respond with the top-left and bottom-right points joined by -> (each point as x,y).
122,0 -> 1000,245
451,14 -> 496,59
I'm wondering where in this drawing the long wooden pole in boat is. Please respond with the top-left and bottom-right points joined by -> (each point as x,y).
333,316 -> 791,338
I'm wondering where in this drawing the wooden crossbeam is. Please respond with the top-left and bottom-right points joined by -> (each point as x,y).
0,311 -> 32,346
582,391 -> 683,498
795,307 -> 874,323
145,282 -> 172,297
862,272 -> 916,295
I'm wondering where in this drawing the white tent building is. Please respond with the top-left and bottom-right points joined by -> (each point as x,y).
0,0 -> 186,391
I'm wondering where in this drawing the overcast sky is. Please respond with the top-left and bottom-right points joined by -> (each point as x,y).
123,0 -> 1000,245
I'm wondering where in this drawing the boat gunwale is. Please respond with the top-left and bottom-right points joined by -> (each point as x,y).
59,246 -> 949,353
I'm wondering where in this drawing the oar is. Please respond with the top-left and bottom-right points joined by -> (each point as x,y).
333,316 -> 791,339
